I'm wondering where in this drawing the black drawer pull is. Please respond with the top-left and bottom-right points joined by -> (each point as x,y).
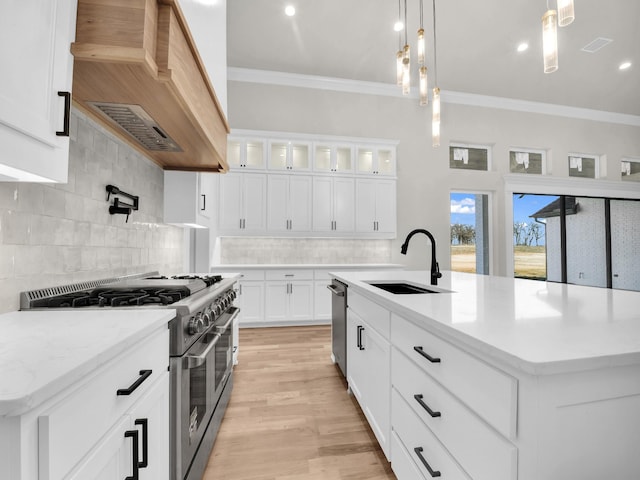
413,346 -> 441,363
134,418 -> 148,468
117,370 -> 152,396
124,429 -> 140,480
357,325 -> 365,350
414,447 -> 441,477
56,91 -> 71,137
414,394 -> 441,418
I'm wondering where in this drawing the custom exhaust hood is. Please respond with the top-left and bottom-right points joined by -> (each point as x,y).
71,0 -> 229,172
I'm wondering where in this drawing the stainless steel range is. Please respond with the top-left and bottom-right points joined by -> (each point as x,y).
20,271 -> 239,480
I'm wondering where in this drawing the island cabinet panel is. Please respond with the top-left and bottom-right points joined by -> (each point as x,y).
347,290 -> 390,338
391,313 -> 517,440
392,348 -> 517,480
346,304 -> 391,459
392,390 -> 471,480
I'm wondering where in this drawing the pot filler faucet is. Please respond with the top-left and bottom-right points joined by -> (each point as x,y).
400,229 -> 442,286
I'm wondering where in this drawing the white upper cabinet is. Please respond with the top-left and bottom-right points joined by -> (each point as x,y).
355,178 -> 397,237
312,176 -> 355,234
0,0 -> 77,182
356,146 -> 396,176
218,172 -> 267,233
268,140 -> 311,171
313,144 -> 354,174
164,171 -> 214,228
267,175 -> 312,233
227,138 -> 266,170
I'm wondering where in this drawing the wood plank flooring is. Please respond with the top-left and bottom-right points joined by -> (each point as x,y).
203,325 -> 397,480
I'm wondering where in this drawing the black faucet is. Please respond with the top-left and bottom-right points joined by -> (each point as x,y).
400,229 -> 442,286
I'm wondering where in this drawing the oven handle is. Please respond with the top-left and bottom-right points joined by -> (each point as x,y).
183,333 -> 221,369
215,306 -> 240,333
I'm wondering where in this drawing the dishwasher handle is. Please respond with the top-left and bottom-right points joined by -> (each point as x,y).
326,284 -> 345,297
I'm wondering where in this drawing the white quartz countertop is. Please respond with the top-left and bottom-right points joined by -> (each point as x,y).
331,270 -> 640,375
212,263 -> 404,270
0,309 -> 174,417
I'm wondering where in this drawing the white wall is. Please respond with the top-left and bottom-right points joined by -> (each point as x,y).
227,79 -> 640,275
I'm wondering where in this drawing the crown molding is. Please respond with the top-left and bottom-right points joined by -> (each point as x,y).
228,67 -> 640,128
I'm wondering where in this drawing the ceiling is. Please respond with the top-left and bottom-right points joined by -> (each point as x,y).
227,0 -> 640,117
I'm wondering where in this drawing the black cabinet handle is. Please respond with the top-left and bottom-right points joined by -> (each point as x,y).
414,394 -> 441,418
56,91 -> 71,137
414,447 -> 441,477
134,418 -> 148,468
413,346 -> 441,363
124,430 -> 140,480
117,370 -> 152,396
201,194 -> 206,211
357,325 -> 365,350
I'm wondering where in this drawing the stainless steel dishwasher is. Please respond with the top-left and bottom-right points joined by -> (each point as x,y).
327,279 -> 347,377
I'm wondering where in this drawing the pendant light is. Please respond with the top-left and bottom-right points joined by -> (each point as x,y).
418,0 -> 428,105
395,0 -> 403,86
557,0 -> 574,26
401,0 -> 411,95
431,0 -> 440,147
542,9 -> 558,73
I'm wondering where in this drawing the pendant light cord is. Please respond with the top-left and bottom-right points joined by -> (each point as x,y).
404,0 -> 408,45
420,0 -> 424,29
398,0 -> 402,50
432,0 -> 438,85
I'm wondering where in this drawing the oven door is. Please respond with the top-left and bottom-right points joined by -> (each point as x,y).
171,326 -> 220,480
214,306 -> 239,395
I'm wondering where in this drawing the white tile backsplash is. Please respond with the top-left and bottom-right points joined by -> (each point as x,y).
219,237 -> 392,265
0,109 -> 185,313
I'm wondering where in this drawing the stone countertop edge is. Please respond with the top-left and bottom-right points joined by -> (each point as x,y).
330,270 -> 640,377
0,310 -> 174,417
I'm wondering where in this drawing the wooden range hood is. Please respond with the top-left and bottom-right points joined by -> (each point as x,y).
71,0 -> 229,172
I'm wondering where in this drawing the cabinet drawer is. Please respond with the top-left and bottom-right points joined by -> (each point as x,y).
391,314 -> 517,439
266,269 -> 314,281
238,270 -> 265,281
38,328 -> 169,480
392,390 -> 471,480
392,349 -> 517,480
348,291 -> 390,339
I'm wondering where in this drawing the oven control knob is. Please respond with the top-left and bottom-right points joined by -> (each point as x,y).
202,308 -> 213,328
231,290 -> 237,301
187,314 -> 205,335
215,302 -> 224,315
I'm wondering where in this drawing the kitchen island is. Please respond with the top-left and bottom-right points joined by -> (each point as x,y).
331,269 -> 640,480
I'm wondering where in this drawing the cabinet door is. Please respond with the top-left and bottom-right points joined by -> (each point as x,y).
238,281 -> 264,324
290,143 -> 311,171
375,180 -> 396,234
66,416 -> 131,480
347,311 -> 366,402
360,324 -> 390,456
268,141 -> 289,170
264,282 -> 288,322
242,174 -> 267,232
198,173 -> 215,220
0,0 -> 76,182
129,373 -> 170,480
333,177 -> 355,233
218,173 -> 243,231
313,281 -> 331,321
267,175 -> 289,232
355,179 -> 377,232
289,281 -> 314,321
312,176 -> 334,232
289,176 -> 312,232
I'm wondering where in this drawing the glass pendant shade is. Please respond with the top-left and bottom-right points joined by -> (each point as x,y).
432,87 -> 440,147
557,0 -> 574,26
402,44 -> 411,95
542,10 -> 558,73
419,66 -> 428,106
396,50 -> 403,86
417,28 -> 425,66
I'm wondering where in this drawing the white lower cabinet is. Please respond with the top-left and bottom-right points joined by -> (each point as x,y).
236,271 -> 266,325
0,326 -> 169,480
313,280 -> 331,321
346,293 -> 390,459
265,273 -> 314,323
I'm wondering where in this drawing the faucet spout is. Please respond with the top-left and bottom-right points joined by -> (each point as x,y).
400,228 -> 442,286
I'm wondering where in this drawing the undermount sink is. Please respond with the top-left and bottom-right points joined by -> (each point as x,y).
366,282 -> 441,295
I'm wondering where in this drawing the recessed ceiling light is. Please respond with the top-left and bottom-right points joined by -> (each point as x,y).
284,5 -> 295,16
619,61 -> 632,71
517,42 -> 529,53
394,21 -> 404,32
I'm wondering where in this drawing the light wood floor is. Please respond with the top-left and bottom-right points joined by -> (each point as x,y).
203,325 -> 396,480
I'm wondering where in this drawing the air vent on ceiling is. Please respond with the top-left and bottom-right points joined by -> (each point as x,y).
88,102 -> 182,152
581,37 -> 613,53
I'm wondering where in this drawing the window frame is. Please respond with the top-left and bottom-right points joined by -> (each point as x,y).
449,142 -> 493,172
